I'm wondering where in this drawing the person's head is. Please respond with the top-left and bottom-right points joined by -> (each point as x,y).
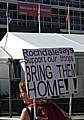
19,80 -> 26,93
19,80 -> 27,100
19,80 -> 44,106
19,80 -> 33,104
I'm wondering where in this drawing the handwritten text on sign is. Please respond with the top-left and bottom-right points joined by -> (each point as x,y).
23,48 -> 77,99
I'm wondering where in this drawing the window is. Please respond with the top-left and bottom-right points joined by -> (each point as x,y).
43,0 -> 50,4
59,0 -> 65,6
59,9 -> 66,15
73,1 -> 79,8
81,12 -> 84,17
52,15 -> 58,22
60,23 -> 66,29
12,11 -> 17,19
51,0 -> 58,5
60,16 -> 66,23
9,3 -> 17,10
74,24 -> 80,30
35,0 -> 42,3
0,2 -> 6,9
74,17 -> 80,24
81,18 -> 84,24
74,11 -> 80,17
52,8 -> 58,15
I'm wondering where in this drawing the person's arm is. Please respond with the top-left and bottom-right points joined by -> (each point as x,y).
20,108 -> 30,120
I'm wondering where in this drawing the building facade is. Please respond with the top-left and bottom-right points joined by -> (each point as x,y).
0,0 -> 84,34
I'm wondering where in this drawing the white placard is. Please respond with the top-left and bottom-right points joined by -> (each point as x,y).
23,48 -> 77,99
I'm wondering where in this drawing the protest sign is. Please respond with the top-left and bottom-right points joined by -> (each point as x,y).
23,48 -> 77,99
